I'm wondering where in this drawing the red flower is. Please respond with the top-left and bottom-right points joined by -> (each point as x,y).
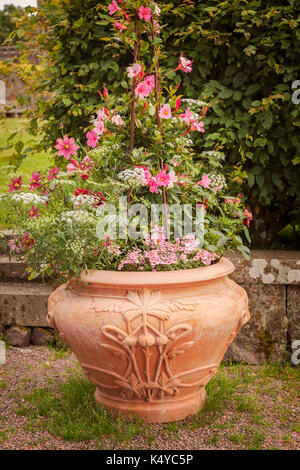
29,172 -> 43,191
27,205 -> 39,218
8,176 -> 22,192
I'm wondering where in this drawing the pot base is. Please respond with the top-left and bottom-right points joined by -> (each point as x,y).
95,387 -> 206,423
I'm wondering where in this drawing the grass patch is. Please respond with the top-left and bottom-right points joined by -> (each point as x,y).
0,117 -> 53,192
17,370 -> 143,444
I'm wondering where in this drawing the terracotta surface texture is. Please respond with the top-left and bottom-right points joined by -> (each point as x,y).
47,258 -> 250,423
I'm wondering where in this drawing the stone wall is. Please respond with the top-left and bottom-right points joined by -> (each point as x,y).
0,250 -> 299,363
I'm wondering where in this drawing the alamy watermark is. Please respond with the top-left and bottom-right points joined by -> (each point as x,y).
96,197 -> 206,243
291,80 -> 300,104
291,340 -> 300,365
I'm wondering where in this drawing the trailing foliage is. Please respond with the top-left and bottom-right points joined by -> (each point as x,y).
5,0 -> 300,247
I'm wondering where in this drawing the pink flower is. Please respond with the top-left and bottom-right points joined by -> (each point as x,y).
8,239 -> 20,254
55,135 -> 79,159
59,122 -> 63,128
29,172 -> 43,190
97,107 -> 109,120
174,97 -> 181,111
167,169 -> 178,188
67,159 -> 80,173
153,19 -> 160,34
108,0 -> 120,15
144,75 -> 155,92
138,6 -> 152,22
80,156 -> 94,172
86,130 -> 98,148
191,120 -> 205,133
148,178 -> 159,194
198,174 -> 211,188
127,63 -> 142,78
8,176 -> 22,192
27,205 -> 39,218
156,170 -> 171,187
135,81 -> 151,98
47,167 -> 59,181
94,120 -> 105,135
179,54 -> 193,73
179,107 -> 194,125
114,21 -> 126,30
244,209 -> 253,227
171,158 -> 179,167
154,3 -> 161,16
111,114 -> 124,126
159,104 -> 172,119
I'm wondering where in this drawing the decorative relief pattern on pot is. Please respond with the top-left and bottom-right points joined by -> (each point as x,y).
82,289 -> 218,401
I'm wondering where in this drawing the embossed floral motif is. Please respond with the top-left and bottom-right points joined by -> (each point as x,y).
83,289 -> 218,401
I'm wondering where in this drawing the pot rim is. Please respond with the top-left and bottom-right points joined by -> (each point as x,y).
77,256 -> 234,287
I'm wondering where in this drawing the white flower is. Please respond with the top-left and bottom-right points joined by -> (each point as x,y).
0,192 -> 48,205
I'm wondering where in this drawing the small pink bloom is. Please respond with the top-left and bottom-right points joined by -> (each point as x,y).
154,3 -> 161,15
8,176 -> 22,192
27,205 -> 39,218
111,114 -> 124,126
198,174 -> 211,188
135,81 -> 151,98
171,158 -> 179,167
138,6 -> 152,22
144,75 -> 155,92
127,62 -> 142,78
153,19 -> 160,34
59,122 -> 63,128
191,120 -> 205,133
97,107 -> 109,120
29,172 -> 43,191
167,170 -> 178,188
179,107 -> 194,125
47,167 -> 59,181
159,104 -> 172,119
94,120 -> 105,135
67,159 -> 80,173
55,135 -> 79,159
179,54 -> 193,73
156,170 -> 171,187
80,156 -> 94,172
174,97 -> 181,111
86,130 -> 98,148
103,86 -> 109,99
108,0 -> 120,15
114,21 -> 126,30
148,178 -> 159,194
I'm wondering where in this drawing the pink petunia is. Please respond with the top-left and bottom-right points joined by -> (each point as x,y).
86,130 -> 99,148
55,135 -> 79,159
108,0 -> 120,15
144,75 -> 155,92
138,6 -> 152,22
135,81 -> 151,99
159,104 -> 172,119
167,169 -> 178,188
29,172 -> 43,191
111,114 -> 124,126
127,63 -> 142,79
94,120 -> 105,135
114,21 -> 127,30
179,107 -> 194,125
198,174 -> 211,188
8,176 -> 22,192
27,205 -> 39,218
178,54 -> 193,73
156,170 -> 171,187
191,120 -> 205,133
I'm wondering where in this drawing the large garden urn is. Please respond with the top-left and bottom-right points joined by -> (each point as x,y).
47,257 -> 249,423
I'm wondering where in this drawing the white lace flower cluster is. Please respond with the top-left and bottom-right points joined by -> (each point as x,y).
60,210 -> 96,226
0,192 -> 48,205
201,150 -> 225,161
70,194 -> 97,209
118,168 -> 148,186
65,239 -> 86,257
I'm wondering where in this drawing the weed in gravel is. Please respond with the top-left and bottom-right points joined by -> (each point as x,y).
228,431 -> 246,445
0,381 -> 7,389
236,395 -> 259,413
247,430 -> 266,450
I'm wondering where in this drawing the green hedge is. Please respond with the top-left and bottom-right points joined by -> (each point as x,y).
9,0 -> 300,247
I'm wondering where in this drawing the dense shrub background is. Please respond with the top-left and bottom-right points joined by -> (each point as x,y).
5,0 -> 300,247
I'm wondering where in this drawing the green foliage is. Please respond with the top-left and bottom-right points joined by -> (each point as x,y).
0,4 -> 22,44
6,0 -> 300,247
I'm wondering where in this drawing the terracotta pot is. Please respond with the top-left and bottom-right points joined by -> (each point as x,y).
47,257 -> 249,423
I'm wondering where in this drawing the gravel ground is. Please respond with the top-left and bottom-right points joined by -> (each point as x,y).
0,346 -> 299,450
